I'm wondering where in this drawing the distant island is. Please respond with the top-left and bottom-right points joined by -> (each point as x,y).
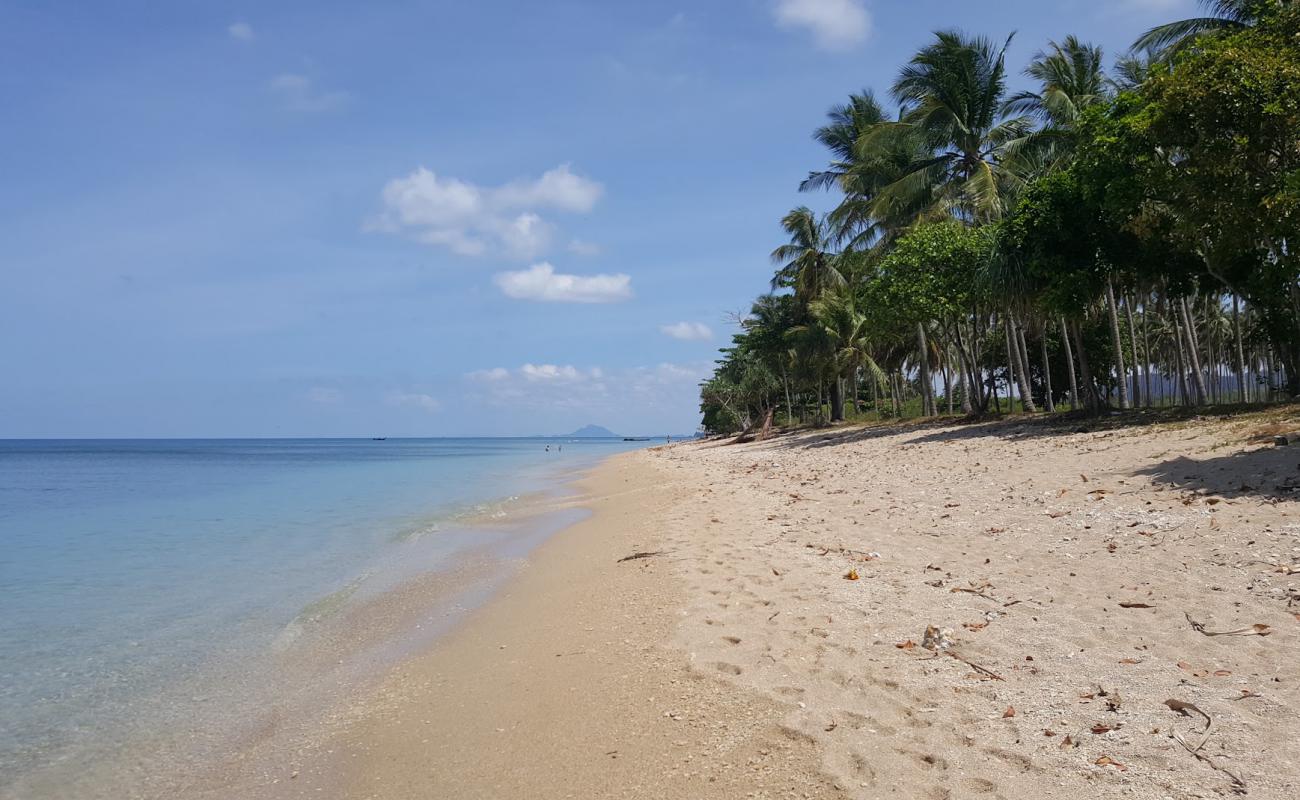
566,424 -> 618,438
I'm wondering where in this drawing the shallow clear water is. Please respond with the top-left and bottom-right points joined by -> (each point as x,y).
0,437 -> 646,795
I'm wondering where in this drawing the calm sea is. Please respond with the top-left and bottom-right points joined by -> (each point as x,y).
0,437 -> 648,798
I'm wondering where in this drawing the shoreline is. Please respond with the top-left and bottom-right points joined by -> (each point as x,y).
273,449 -> 843,800
271,410 -> 1299,800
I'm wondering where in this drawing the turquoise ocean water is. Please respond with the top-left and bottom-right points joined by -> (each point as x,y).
0,437 -> 647,797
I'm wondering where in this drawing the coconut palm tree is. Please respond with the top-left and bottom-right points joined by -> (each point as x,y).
867,30 -> 1033,224
1133,0 -> 1291,57
800,91 -> 889,193
1005,36 -> 1107,127
770,207 -> 845,303
810,290 -> 888,420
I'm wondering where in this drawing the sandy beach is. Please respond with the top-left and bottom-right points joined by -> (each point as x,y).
267,410 -> 1298,800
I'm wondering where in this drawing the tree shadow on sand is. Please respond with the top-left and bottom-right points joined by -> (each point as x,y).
1133,446 -> 1300,502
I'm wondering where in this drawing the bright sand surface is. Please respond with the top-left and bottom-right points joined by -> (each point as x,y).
237,413 -> 1299,799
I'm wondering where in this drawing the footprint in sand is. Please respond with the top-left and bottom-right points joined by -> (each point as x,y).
715,662 -> 742,675
720,635 -> 741,645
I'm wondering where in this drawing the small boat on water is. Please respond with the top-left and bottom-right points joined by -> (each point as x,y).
372,437 -> 387,441
623,437 -> 651,441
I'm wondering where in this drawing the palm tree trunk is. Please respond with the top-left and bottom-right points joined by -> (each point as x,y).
1140,295 -> 1153,407
1124,293 -> 1142,407
1002,318 -> 1017,412
829,377 -> 844,422
782,367 -> 794,427
1070,319 -> 1102,413
1178,296 -> 1208,404
916,322 -> 934,416
1232,294 -> 1247,403
1105,278 -> 1130,409
1060,317 -> 1080,411
1013,318 -> 1037,413
1039,332 -> 1056,413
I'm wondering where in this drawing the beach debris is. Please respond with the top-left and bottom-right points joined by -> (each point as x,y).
1118,602 -> 1156,609
1185,612 -> 1272,637
1165,698 -> 1247,792
617,551 -> 664,563
824,719 -> 838,732
946,650 -> 1004,681
1002,706 -> 1016,718
844,568 -> 860,581
895,639 -> 917,650
921,625 -> 954,651
1059,734 -> 1076,749
951,579 -> 995,599
1094,755 -> 1126,771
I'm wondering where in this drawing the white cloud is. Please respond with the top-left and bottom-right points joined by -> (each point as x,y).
660,321 -> 713,341
774,0 -> 871,51
369,164 -> 602,259
567,238 -> 602,256
493,262 -> 632,303
464,362 -> 708,415
387,391 -> 441,412
228,22 -> 254,42
269,73 -> 350,113
307,386 -> 343,404
468,367 -> 510,382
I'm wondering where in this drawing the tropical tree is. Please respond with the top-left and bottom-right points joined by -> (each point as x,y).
799,91 -> 889,193
869,30 -> 1032,224
1133,0 -> 1293,57
770,207 -> 845,302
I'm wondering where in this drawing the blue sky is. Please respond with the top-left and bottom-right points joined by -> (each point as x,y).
1,0 -> 1193,436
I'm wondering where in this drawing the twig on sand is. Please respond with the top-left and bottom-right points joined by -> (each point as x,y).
617,551 -> 665,563
1165,699 -> 1247,793
945,650 -> 1005,681
1185,612 -> 1272,637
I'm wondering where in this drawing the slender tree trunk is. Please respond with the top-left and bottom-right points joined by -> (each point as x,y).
1232,294 -> 1247,403
1060,317 -> 1080,411
1070,319 -> 1103,413
1013,319 -> 1038,412
1124,293 -> 1142,407
829,377 -> 845,422
1140,296 -> 1153,407
1105,278 -> 1130,409
1178,296 -> 1208,404
916,322 -> 934,417
1003,317 -> 1018,412
958,362 -> 972,415
943,354 -> 953,415
782,367 -> 794,427
1039,332 -> 1056,413
1173,310 -> 1190,406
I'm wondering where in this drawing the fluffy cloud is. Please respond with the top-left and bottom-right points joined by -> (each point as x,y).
269,73 -> 350,113
660,321 -> 713,341
387,391 -> 441,412
774,0 -> 871,51
370,164 -> 602,259
228,22 -> 254,42
493,262 -> 632,303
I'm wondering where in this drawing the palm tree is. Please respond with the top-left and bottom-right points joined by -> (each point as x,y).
809,290 -> 887,420
770,207 -> 845,303
800,91 -> 889,193
1002,36 -> 1109,178
1133,0 -> 1290,57
868,30 -> 1032,224
1005,36 -> 1107,127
